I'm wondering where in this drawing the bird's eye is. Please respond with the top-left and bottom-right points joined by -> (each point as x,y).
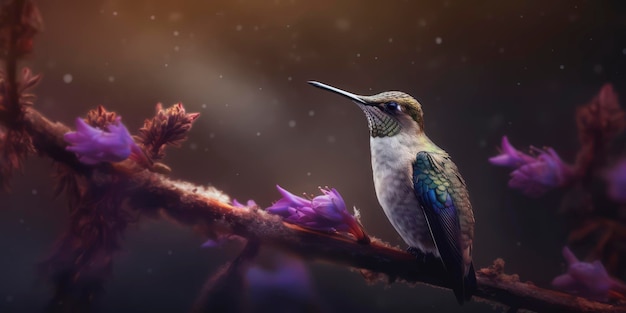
385,101 -> 400,112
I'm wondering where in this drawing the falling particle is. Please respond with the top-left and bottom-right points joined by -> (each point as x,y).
174,46 -> 180,52
167,250 -> 173,255
335,18 -> 350,31
259,87 -> 263,91
593,64 -> 603,74
308,110 -> 315,117
19,218 -> 24,224
287,76 -> 292,81
374,56 -> 378,60
478,139 -> 487,148
356,53 -> 360,57
307,172 -> 311,176
164,63 -> 169,68
435,37 -> 443,45
32,189 -> 37,195
286,24 -> 290,28
209,132 -> 215,139
112,11 -> 118,16
219,74 -> 223,79
388,37 -> 393,43
236,24 -> 243,31
498,47 -> 504,53
559,64 -> 565,70
256,132 -> 261,136
63,74 -> 73,83
516,82 -> 521,86
147,268 -> 153,274
173,30 -> 179,36
225,103 -> 229,107
201,104 -> 207,109
150,15 -> 156,20
253,25 -> 259,31
327,135 -> 336,143
6,295 -> 13,303
288,120 -> 296,127
516,241 -> 521,247
190,143 -> 198,150
419,19 -> 427,27
622,48 -> 626,55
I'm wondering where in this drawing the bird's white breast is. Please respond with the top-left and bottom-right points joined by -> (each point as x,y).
370,133 -> 437,254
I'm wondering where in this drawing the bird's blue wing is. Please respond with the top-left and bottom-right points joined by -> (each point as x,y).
413,151 -> 467,302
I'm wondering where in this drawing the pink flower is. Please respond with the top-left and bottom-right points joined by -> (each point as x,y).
64,117 -> 144,165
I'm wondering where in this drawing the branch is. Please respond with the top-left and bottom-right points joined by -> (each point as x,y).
19,107 -> 626,313
191,240 -> 260,313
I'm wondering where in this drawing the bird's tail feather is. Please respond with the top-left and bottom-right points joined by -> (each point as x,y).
452,262 -> 477,304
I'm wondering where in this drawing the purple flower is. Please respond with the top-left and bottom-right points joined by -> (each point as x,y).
246,254 -> 317,309
64,117 -> 144,165
266,185 -> 368,242
508,147 -> 574,197
232,199 -> 258,209
606,159 -> 626,204
200,233 -> 244,248
489,136 -> 535,167
490,136 -> 573,197
551,246 -> 624,301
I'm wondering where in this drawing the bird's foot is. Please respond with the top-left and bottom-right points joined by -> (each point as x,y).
406,247 -> 437,264
407,247 -> 426,262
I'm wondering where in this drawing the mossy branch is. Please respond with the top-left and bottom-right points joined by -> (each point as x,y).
18,106 -> 626,313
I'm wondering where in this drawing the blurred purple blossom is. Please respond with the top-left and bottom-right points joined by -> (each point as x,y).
490,136 -> 574,197
64,117 -> 144,165
266,185 -> 367,242
606,159 -> 626,204
552,246 -> 624,301
245,254 -> 319,313
200,234 -> 245,248
488,136 -> 535,167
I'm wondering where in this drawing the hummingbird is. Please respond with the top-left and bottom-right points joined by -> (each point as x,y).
308,81 -> 476,304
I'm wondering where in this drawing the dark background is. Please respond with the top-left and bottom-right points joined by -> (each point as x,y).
1,0 -> 626,312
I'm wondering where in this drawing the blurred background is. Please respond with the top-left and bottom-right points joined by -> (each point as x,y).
1,0 -> 626,312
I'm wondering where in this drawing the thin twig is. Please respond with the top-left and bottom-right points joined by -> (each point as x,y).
191,240 -> 260,313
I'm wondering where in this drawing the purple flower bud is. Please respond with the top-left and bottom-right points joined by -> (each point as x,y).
232,199 -> 258,209
64,117 -> 144,165
552,247 -> 619,301
266,185 -> 367,242
606,159 -> 626,204
489,136 -> 535,167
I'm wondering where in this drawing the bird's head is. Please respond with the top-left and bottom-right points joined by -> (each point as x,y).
308,81 -> 424,137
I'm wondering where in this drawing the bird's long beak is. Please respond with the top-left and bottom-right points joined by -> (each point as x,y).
308,81 -> 368,104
